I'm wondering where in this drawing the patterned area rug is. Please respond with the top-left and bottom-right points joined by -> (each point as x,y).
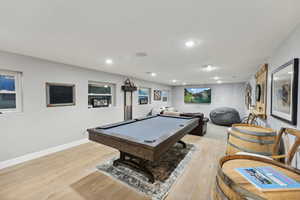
97,143 -> 196,200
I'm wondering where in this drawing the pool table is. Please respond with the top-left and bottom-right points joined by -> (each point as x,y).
87,114 -> 198,183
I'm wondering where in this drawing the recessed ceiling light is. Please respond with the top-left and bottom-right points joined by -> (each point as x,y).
146,72 -> 157,77
185,40 -> 195,48
172,79 -> 177,83
104,85 -> 108,88
217,80 -> 222,84
202,65 -> 218,72
212,76 -> 220,80
105,58 -> 113,65
182,82 -> 187,85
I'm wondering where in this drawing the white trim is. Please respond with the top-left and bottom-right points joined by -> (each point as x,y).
0,70 -> 23,113
0,90 -> 16,94
0,138 -> 89,170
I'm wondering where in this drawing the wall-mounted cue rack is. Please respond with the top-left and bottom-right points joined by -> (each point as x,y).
121,79 -> 137,121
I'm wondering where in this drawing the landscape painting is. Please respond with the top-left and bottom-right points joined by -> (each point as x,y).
184,88 -> 211,103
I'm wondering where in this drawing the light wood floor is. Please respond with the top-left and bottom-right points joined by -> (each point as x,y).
0,124 -> 227,200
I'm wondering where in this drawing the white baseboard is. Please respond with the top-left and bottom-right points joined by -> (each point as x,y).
0,138 -> 89,170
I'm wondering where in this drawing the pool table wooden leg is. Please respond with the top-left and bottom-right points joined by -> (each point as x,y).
113,151 -> 155,183
177,140 -> 187,148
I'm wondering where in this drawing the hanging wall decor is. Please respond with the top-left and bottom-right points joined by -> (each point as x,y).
271,58 -> 298,125
121,78 -> 137,121
245,83 -> 252,110
153,90 -> 162,101
253,64 -> 268,119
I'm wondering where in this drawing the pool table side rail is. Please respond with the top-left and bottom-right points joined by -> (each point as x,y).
96,114 -> 194,130
88,129 -> 156,160
89,115 -> 196,149
152,118 -> 198,160
97,115 -> 158,129
88,116 -> 198,161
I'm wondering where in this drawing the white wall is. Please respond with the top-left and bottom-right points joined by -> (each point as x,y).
248,24 -> 300,130
132,86 -> 171,118
264,25 -> 300,130
248,24 -> 300,168
171,82 -> 247,118
0,51 -> 171,162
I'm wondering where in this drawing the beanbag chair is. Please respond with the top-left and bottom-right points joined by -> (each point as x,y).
210,107 -> 241,126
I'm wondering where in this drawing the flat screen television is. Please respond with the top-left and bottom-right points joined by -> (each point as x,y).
184,88 -> 211,103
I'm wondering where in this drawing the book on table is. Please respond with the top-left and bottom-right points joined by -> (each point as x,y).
235,166 -> 300,191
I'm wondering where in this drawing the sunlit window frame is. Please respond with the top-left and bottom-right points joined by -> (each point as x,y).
88,81 -> 116,108
0,70 -> 22,113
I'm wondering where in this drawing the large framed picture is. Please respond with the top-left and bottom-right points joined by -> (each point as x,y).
271,58 -> 298,125
184,88 -> 211,103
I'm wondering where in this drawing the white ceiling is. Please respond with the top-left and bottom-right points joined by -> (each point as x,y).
0,0 -> 300,85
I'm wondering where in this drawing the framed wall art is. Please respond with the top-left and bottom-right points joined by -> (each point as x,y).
245,83 -> 252,110
253,64 -> 268,119
184,88 -> 211,103
271,58 -> 298,125
153,89 -> 162,101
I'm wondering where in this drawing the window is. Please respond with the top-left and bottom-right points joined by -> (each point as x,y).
46,83 -> 76,107
162,90 -> 169,102
0,70 -> 22,113
88,81 -> 115,108
138,87 -> 151,105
